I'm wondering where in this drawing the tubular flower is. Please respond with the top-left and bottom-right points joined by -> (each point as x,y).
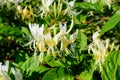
88,31 -> 118,72
27,23 -> 46,62
11,68 -> 23,80
59,22 -> 78,53
0,61 -> 11,80
64,0 -> 80,16
0,61 -> 23,80
44,32 -> 56,56
24,23 -> 46,57
41,0 -> 54,13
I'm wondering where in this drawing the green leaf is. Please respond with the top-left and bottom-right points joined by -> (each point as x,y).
21,27 -> 31,37
74,2 -> 103,12
79,31 -> 87,51
76,31 -> 87,52
43,56 -> 65,67
0,25 -> 22,36
21,56 -> 39,76
42,67 -> 73,80
100,10 -> 120,36
0,35 -> 3,40
101,51 -> 120,80
34,65 -> 50,74
116,65 -> 120,80
78,70 -> 93,80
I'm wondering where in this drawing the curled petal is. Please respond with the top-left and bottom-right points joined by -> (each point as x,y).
11,68 -> 22,80
70,29 -> 78,43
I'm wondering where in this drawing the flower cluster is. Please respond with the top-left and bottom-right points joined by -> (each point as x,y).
15,5 -> 34,22
39,0 -> 79,25
88,31 -> 119,72
25,20 -> 78,63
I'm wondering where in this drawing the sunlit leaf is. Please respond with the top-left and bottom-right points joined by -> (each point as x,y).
42,67 -> 73,80
100,10 -> 120,36
21,27 -> 31,37
0,25 -> 22,36
116,65 -> 120,80
74,2 -> 103,12
21,56 -> 39,76
101,51 -> 120,80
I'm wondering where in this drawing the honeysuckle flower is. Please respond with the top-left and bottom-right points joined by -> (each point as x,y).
88,31 -> 110,71
44,29 -> 63,56
59,22 -> 78,52
0,61 -> 11,80
11,67 -> 23,80
68,0 -> 75,8
0,61 -> 23,80
63,0 -> 80,16
105,0 -> 115,9
60,29 -> 78,51
41,0 -> 54,13
25,23 -> 46,62
29,23 -> 44,39
24,23 -> 46,56
88,31 -> 118,72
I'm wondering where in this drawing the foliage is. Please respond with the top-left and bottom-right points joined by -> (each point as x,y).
0,0 -> 120,80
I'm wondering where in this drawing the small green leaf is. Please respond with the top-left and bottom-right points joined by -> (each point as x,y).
47,59 -> 65,67
75,2 -> 103,12
100,10 -> 120,36
78,70 -> 93,80
43,56 -> 65,67
34,66 -> 50,74
42,67 -> 73,80
21,27 -> 31,37
0,25 -> 22,36
76,31 -> 87,52
21,56 -> 39,76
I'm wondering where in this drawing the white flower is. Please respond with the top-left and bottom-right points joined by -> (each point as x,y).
58,22 -> 78,51
28,23 -> 45,50
0,61 -> 11,80
68,0 -> 75,8
105,0 -> 114,9
0,61 -> 23,80
24,23 -> 46,58
64,0 -> 80,16
11,68 -> 23,80
41,0 -> 54,12
29,23 -> 44,39
88,31 -> 118,72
